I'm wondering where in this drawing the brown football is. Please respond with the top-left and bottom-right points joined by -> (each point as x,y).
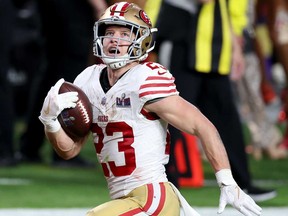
57,81 -> 93,139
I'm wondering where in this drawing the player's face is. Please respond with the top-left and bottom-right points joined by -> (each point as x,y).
103,25 -> 135,57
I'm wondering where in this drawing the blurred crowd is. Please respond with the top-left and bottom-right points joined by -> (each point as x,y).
0,0 -> 287,201
0,0 -> 105,167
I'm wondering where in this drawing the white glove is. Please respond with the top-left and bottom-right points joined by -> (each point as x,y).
216,169 -> 262,216
39,78 -> 78,132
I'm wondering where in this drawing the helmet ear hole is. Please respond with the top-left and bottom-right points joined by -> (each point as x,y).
135,49 -> 141,56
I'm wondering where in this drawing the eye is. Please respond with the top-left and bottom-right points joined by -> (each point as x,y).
121,32 -> 130,38
105,31 -> 114,36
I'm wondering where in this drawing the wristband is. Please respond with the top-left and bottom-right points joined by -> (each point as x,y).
39,116 -> 61,133
215,169 -> 237,187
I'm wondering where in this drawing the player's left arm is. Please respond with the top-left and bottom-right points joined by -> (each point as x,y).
144,95 -> 262,216
144,95 -> 229,171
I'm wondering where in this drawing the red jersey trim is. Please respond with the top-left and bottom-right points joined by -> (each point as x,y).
140,108 -> 160,120
139,89 -> 177,98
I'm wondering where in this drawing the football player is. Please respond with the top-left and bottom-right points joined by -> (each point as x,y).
39,2 -> 262,216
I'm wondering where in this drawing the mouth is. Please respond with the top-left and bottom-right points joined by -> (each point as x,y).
108,47 -> 120,55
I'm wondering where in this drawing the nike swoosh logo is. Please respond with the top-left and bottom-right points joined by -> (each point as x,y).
44,98 -> 51,115
158,71 -> 167,75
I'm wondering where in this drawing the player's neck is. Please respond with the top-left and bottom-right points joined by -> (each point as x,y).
107,62 -> 138,86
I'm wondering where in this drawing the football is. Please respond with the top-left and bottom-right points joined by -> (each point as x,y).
57,81 -> 93,139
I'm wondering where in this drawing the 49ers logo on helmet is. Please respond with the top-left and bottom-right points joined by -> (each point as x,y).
139,10 -> 152,27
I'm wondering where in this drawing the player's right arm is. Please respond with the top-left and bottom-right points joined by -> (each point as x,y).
39,78 -> 86,160
45,129 -> 87,160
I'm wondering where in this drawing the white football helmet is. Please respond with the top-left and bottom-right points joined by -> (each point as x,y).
93,2 -> 157,69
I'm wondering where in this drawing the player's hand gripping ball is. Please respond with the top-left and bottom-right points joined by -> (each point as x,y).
57,82 -> 93,139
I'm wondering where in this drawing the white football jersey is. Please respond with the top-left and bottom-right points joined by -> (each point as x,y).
74,62 -> 179,199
